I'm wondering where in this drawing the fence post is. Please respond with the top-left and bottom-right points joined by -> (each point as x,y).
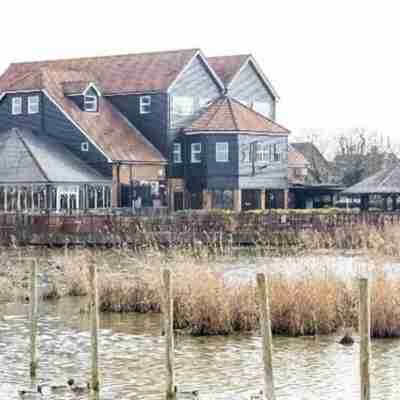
359,278 -> 370,400
256,273 -> 276,400
30,259 -> 38,377
163,269 -> 176,399
89,260 -> 100,392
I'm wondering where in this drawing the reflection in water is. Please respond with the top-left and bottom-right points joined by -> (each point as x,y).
1,298 -> 400,399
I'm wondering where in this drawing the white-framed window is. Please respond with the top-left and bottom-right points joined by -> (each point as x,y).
173,143 -> 182,163
84,95 -> 98,112
81,142 -> 89,152
140,95 -> 151,114
216,142 -> 229,162
11,97 -> 22,115
191,142 -> 202,163
256,143 -> 269,162
273,144 -> 281,162
28,95 -> 40,114
173,96 -> 194,116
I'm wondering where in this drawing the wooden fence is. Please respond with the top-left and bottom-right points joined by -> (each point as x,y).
1,210 -> 400,245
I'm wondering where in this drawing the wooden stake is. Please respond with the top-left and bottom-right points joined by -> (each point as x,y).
256,273 -> 276,400
89,261 -> 100,392
359,278 -> 370,400
30,259 -> 38,378
163,269 -> 176,399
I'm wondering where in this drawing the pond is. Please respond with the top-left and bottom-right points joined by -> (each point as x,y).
1,296 -> 400,399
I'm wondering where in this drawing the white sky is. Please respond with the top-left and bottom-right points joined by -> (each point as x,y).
1,0 -> 399,145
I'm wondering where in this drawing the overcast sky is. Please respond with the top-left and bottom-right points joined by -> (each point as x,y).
1,0 -> 399,145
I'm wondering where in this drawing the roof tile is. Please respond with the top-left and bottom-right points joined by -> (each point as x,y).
185,96 -> 289,135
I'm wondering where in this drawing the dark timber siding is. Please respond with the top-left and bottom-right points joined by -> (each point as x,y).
0,92 -> 43,132
42,95 -> 110,176
228,61 -> 276,120
238,134 -> 288,189
168,55 -> 221,168
109,93 -> 168,156
0,92 -> 110,177
205,134 -> 239,190
184,135 -> 207,193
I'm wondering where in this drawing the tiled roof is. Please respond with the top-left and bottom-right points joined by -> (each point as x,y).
40,68 -> 166,163
207,55 -> 249,86
0,128 -> 109,183
0,49 -> 199,94
342,163 -> 400,194
185,96 -> 289,135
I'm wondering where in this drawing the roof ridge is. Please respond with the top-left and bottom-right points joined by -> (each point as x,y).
207,54 -> 251,60
12,48 -> 200,66
203,96 -> 227,130
14,129 -> 50,182
227,97 -> 239,130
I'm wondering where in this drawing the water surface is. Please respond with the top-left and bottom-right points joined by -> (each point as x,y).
1,297 -> 400,399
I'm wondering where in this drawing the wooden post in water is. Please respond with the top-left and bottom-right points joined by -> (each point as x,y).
163,269 -> 176,399
256,273 -> 276,400
89,261 -> 100,392
30,259 -> 38,377
359,278 -> 370,400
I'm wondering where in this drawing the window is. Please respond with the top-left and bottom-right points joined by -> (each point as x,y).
253,101 -> 272,118
191,143 -> 201,163
173,143 -> 182,163
81,142 -> 89,152
273,144 -> 281,162
84,95 -> 98,112
12,97 -> 22,115
140,96 -> 151,114
216,142 -> 229,162
28,96 -> 40,114
256,143 -> 269,162
173,96 -> 194,115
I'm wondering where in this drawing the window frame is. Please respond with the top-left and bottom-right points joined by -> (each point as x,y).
81,142 -> 89,152
27,95 -> 40,114
84,95 -> 98,112
215,142 -> 229,162
173,96 -> 194,116
173,143 -> 182,164
11,97 -> 22,115
140,95 -> 151,114
191,142 -> 202,163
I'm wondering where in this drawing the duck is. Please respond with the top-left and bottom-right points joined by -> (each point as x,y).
174,386 -> 199,399
18,385 -> 42,397
250,390 -> 264,400
49,381 -> 69,392
68,379 -> 91,394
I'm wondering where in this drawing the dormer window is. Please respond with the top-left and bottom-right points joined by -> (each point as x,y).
12,97 -> 22,115
140,95 -> 151,114
84,95 -> 98,112
28,95 -> 40,114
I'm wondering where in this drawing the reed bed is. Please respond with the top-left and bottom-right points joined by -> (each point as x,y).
2,226 -> 400,338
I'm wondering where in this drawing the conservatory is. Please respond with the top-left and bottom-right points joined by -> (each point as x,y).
0,128 -> 111,212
